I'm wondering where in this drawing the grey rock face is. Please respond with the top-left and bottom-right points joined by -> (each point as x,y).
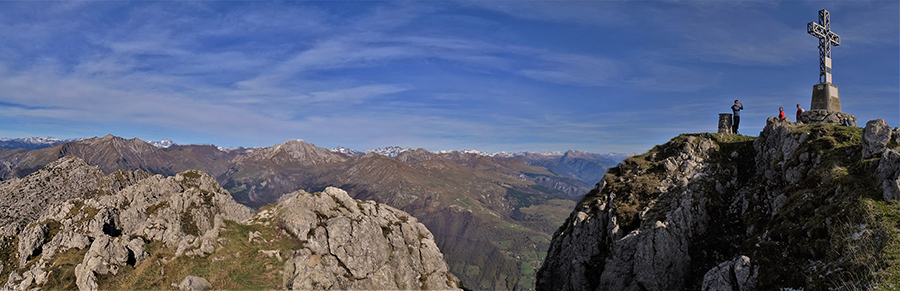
863,119 -> 893,159
539,116 -> 900,291
280,187 -> 460,290
75,236 -> 147,291
876,149 -> 900,201
0,157 -> 458,290
798,110 -> 857,126
701,256 -> 758,291
16,224 -> 47,268
1,159 -> 253,290
0,156 -> 151,237
865,120 -> 900,201
537,135 -> 721,291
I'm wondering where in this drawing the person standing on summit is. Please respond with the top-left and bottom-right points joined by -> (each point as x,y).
732,100 -> 743,134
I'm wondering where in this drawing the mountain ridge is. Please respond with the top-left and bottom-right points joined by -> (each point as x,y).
0,157 -> 460,290
0,134 -> 595,290
536,118 -> 900,290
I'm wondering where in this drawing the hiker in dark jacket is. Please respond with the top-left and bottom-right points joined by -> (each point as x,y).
732,100 -> 743,134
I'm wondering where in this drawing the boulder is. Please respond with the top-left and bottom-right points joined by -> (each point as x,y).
280,187 -> 460,290
876,149 -> 900,201
177,275 -> 212,290
863,119 -> 892,159
799,110 -> 857,127
701,256 -> 758,291
16,224 -> 47,268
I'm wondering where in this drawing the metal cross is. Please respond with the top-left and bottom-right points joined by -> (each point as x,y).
808,9 -> 841,83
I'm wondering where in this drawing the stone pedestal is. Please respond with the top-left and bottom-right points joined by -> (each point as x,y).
799,110 -> 857,127
718,113 -> 733,134
811,82 -> 841,112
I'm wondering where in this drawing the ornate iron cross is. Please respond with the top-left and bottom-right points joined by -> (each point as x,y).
808,9 -> 841,83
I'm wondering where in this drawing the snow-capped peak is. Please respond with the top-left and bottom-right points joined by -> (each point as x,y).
148,139 -> 176,148
329,146 -> 413,158
331,146 -> 364,156
366,146 -> 413,158
0,137 -> 81,150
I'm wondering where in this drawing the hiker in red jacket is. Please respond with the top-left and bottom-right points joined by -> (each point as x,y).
778,107 -> 786,121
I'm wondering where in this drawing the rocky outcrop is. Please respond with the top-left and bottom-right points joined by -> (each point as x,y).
2,164 -> 252,290
538,118 -> 900,290
537,134 -> 728,290
0,156 -> 151,236
0,157 -> 458,290
279,187 -> 460,290
863,119 -> 893,159
798,109 -> 857,126
701,256 -> 757,291
868,120 -> 900,201
74,236 -> 149,291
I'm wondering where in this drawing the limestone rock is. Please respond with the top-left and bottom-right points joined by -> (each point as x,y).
0,157 -> 457,290
0,156 -> 150,236
538,116 -> 900,291
867,120 -> 900,201
177,276 -> 212,290
16,224 -> 47,268
280,187 -> 460,290
0,158 -> 252,290
537,135 -> 719,291
893,127 -> 900,146
863,119 -> 893,159
799,110 -> 857,127
701,256 -> 758,291
876,149 -> 900,201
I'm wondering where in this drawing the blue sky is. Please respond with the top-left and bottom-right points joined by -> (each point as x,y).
0,1 -> 896,154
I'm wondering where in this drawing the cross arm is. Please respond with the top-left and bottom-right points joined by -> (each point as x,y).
808,21 -> 826,38
827,31 -> 840,46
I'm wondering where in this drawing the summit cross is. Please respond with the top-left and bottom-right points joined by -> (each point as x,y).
807,9 -> 841,83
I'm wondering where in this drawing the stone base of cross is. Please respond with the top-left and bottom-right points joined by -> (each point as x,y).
811,82 -> 841,112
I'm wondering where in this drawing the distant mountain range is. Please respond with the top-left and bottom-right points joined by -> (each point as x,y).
0,135 -> 627,290
0,137 -> 79,150
330,145 -> 414,158
0,137 -> 178,150
2,137 -> 626,186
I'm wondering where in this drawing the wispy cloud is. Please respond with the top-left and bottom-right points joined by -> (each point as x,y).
300,84 -> 412,105
0,1 -> 895,154
518,53 -> 623,87
461,0 -> 632,27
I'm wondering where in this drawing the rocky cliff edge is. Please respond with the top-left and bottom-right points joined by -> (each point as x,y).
537,118 -> 900,290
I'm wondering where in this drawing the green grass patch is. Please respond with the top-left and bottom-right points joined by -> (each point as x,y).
42,247 -> 89,290
97,220 -> 303,290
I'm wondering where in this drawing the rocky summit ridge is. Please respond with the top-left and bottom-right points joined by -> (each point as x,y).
537,118 -> 900,290
0,157 -> 459,290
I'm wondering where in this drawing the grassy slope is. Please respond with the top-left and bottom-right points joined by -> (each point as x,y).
94,208 -> 297,290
